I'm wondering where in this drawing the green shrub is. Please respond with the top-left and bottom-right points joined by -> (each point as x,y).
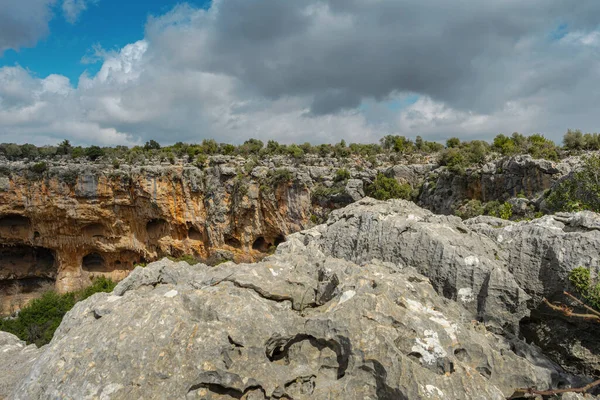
0,277 -> 116,346
167,255 -> 199,265
439,148 -> 467,174
268,168 -> 293,186
60,170 -> 79,186
85,146 -> 105,161
455,199 -> 485,219
366,174 -> 411,201
546,155 -> 600,212
334,168 -> 351,182
569,267 -> 600,311
30,162 -> 48,174
485,201 -> 513,220
311,184 -> 344,204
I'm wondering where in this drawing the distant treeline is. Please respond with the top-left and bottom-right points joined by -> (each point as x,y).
0,130 -> 597,170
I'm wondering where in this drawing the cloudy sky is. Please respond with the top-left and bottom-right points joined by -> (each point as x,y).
1,0 -> 600,146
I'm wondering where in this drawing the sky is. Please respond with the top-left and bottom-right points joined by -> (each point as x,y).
1,1 -> 600,146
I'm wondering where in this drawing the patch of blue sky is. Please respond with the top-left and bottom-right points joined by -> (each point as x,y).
0,0 -> 211,85
549,23 -> 569,41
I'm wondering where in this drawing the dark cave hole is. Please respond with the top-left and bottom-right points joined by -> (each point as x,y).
0,245 -> 56,274
82,223 -> 106,238
147,219 -> 168,240
82,253 -> 108,272
224,234 -> 242,249
188,226 -> 203,241
274,234 -> 286,246
0,214 -> 31,235
252,236 -> 270,252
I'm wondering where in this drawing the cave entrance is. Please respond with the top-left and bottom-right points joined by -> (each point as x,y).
0,245 -> 56,275
0,245 -> 57,315
82,253 -> 108,272
252,237 -> 270,253
82,223 -> 106,238
0,214 -> 31,236
224,234 -> 242,249
147,219 -> 168,240
188,226 -> 203,241
274,234 -> 286,246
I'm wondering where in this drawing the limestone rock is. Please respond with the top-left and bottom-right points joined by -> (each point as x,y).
0,332 -> 42,398
10,256 -> 582,399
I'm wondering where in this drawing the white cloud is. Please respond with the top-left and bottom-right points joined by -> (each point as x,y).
2,0 -> 600,146
62,0 -> 97,24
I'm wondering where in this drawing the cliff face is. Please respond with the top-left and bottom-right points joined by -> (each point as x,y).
0,158 -> 320,314
0,154 -> 577,315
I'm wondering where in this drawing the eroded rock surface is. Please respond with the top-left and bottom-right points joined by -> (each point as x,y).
5,256 -> 581,399
3,198 -> 600,399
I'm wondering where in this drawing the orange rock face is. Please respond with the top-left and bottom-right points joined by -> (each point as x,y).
0,162 -> 313,314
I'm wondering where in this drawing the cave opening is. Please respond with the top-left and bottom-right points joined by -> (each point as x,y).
252,237 -> 270,252
0,214 -> 31,236
82,253 -> 108,272
188,226 -> 203,241
224,234 -> 242,249
82,223 -> 106,238
0,245 -> 56,276
0,245 -> 57,315
274,234 -> 286,246
147,219 -> 168,240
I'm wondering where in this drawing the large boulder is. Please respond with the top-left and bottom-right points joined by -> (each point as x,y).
285,198 -> 600,375
7,253 -> 585,399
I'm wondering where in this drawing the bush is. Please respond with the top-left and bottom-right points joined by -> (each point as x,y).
268,168 -> 293,186
144,140 -> 161,150
546,155 -> 600,212
334,168 -> 351,182
0,277 -> 116,346
30,162 -> 48,174
167,255 -> 199,265
569,267 -> 600,311
439,148 -> 467,174
455,199 -> 484,219
85,146 -> 105,161
366,174 -> 411,201
485,201 -> 513,220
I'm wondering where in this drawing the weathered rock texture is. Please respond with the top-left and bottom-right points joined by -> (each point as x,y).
1,256 -> 585,399
291,199 -> 600,374
419,155 -> 577,214
0,154 -> 580,314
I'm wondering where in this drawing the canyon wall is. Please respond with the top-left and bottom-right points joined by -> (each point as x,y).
0,154 -> 577,314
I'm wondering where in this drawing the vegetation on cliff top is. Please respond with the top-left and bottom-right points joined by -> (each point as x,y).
0,277 -> 116,347
0,130 -> 591,169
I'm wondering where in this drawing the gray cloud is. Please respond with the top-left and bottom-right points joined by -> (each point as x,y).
2,0 -> 600,146
0,0 -> 55,54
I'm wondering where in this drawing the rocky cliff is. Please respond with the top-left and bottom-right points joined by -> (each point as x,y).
2,198 -> 600,399
0,153 -> 580,315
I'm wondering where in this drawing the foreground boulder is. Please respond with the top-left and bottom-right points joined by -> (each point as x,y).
288,199 -> 600,374
4,255 -> 585,399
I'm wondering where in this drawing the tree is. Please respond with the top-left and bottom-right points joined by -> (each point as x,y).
446,137 -> 460,148
564,129 -> 585,150
85,146 -> 105,161
144,140 -> 161,150
57,139 -> 73,155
